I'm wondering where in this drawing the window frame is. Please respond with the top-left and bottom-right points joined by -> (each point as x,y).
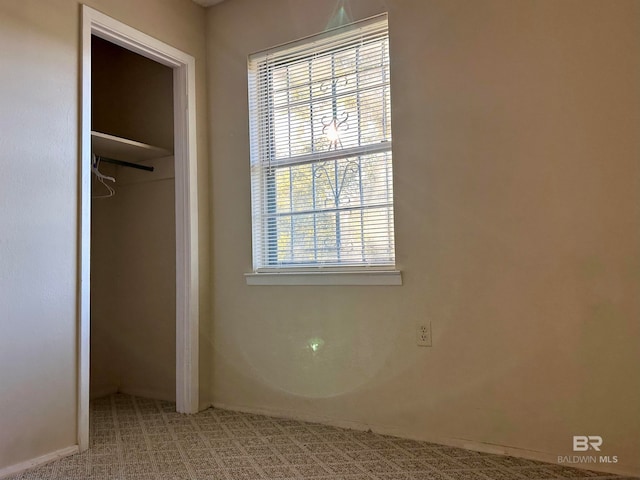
246,14 -> 401,285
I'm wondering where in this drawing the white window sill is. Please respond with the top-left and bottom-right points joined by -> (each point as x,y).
245,270 -> 402,286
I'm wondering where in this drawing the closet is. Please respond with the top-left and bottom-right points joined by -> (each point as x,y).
90,36 -> 177,402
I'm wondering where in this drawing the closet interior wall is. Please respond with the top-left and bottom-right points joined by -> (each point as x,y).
90,36 -> 177,402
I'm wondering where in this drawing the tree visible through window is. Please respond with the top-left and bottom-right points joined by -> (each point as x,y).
248,15 -> 395,270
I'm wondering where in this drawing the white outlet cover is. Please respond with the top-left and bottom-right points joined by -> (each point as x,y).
417,323 -> 432,347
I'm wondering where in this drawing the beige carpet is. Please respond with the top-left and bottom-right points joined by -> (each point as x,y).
6,394 -> 634,480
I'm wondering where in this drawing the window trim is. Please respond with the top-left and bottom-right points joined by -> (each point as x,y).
247,14 -> 400,283
245,269 -> 402,286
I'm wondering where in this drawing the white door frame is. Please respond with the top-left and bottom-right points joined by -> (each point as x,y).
79,5 -> 199,450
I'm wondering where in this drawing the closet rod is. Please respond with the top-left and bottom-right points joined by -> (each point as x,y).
97,156 -> 154,172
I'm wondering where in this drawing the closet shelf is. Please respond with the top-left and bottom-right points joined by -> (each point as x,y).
91,131 -> 172,163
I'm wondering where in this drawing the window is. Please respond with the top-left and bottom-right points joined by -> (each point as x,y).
248,15 -> 396,279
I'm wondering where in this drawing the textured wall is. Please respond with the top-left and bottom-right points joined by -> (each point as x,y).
91,159 -> 177,402
90,163 -> 120,398
206,0 -> 639,475
0,0 -> 209,471
90,40 -> 177,403
92,37 -> 175,151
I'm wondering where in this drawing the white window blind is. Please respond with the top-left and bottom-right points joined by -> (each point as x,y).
248,14 -> 395,271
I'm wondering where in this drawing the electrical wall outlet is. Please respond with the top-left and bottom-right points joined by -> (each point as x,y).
417,322 -> 432,347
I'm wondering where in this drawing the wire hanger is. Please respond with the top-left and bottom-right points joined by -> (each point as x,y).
92,154 -> 116,199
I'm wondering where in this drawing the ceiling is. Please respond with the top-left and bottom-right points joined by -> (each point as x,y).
191,0 -> 226,6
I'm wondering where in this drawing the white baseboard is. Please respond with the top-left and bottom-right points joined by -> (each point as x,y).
211,401 -> 639,478
0,445 -> 78,480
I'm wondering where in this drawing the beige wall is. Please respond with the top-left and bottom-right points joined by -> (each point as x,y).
91,159 -> 177,402
207,0 -> 639,475
90,41 -> 177,403
1,0 -> 638,474
90,163 -> 120,397
92,36 -> 175,151
112,162 -> 178,401
0,0 -> 209,471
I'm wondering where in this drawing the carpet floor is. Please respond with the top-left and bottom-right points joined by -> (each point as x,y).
6,394 -> 635,480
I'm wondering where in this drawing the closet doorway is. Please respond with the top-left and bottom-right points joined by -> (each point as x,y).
79,6 -> 199,451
